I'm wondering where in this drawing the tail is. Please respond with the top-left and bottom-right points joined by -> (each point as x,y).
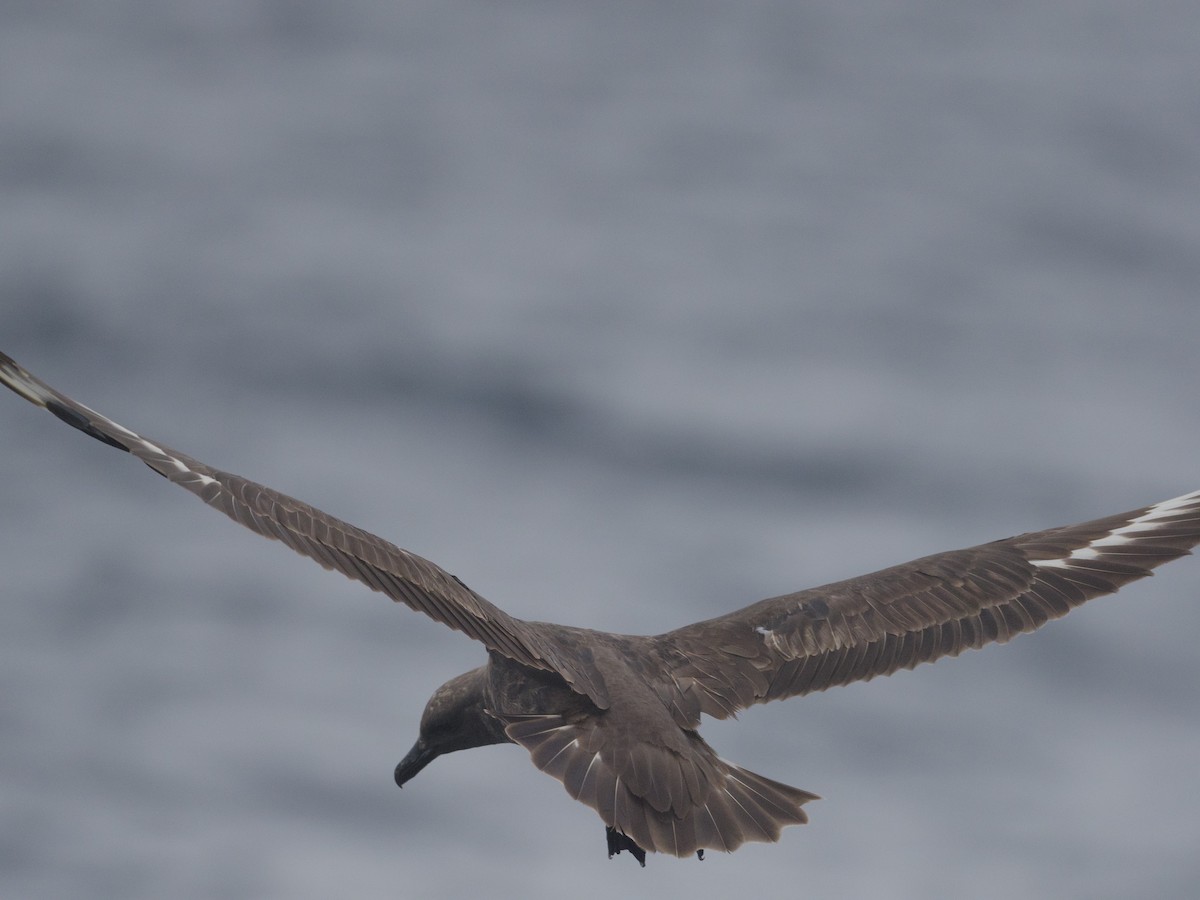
506,711 -> 818,859
679,757 -> 818,856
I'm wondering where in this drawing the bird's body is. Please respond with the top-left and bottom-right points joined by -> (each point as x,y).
2,349 -> 1198,864
396,632 -> 818,862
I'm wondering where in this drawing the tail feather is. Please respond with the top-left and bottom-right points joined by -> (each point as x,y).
505,712 -> 817,858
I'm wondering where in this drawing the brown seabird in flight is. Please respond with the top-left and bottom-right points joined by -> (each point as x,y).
2,349 -> 1198,866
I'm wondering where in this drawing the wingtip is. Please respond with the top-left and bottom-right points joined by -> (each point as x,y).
0,350 -> 51,408
0,352 -> 131,452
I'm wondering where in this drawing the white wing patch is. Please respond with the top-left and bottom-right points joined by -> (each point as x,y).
136,436 -> 219,487
84,402 -> 220,490
1031,488 -> 1200,570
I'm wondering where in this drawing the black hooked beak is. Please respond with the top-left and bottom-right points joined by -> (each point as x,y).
394,739 -> 436,788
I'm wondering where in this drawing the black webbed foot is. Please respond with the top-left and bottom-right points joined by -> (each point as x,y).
605,826 -> 646,867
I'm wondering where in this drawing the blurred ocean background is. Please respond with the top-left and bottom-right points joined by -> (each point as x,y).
2,3 -> 1199,898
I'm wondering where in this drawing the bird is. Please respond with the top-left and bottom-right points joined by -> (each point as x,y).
2,349 -> 1198,866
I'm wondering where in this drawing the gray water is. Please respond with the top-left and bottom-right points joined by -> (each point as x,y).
2,3 -> 1199,898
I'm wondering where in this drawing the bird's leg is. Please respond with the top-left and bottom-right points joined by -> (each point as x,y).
605,826 -> 646,867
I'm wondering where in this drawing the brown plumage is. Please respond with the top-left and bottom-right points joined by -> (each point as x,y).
2,349 -> 1198,864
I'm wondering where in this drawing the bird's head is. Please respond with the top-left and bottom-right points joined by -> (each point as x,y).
394,665 -> 508,787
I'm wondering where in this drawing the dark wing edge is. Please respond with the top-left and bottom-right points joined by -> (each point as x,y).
653,489 -> 1200,720
0,351 -> 606,698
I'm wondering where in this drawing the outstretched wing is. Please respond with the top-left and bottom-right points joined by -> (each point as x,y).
0,351 -> 606,701
654,490 -> 1200,720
